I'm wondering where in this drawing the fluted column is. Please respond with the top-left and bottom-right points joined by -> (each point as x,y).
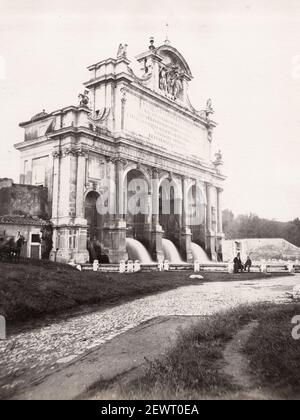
75,149 -> 87,221
150,168 -> 163,262
102,157 -> 128,263
217,187 -> 223,234
216,187 -> 224,261
115,158 -> 125,220
182,177 -> 188,228
180,177 -> 193,263
50,150 -> 61,261
51,150 -> 61,223
205,182 -> 217,261
205,182 -> 212,233
152,168 -> 160,228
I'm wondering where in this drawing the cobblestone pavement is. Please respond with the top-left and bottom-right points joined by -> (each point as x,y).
1,275 -> 300,397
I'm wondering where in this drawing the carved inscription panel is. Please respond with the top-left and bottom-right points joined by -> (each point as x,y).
125,92 -> 209,160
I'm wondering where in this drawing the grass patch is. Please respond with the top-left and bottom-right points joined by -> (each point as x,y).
0,262 -> 195,326
0,260 -> 288,330
244,303 -> 300,399
115,303 -> 300,400
116,306 -> 267,399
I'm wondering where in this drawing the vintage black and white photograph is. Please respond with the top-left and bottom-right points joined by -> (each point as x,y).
0,0 -> 300,403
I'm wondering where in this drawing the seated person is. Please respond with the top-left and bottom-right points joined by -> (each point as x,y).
233,252 -> 244,273
244,256 -> 252,272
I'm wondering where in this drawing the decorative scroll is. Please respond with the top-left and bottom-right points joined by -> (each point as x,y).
87,108 -> 111,129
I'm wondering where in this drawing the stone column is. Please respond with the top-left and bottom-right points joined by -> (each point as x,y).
205,182 -> 217,261
216,187 -> 224,261
217,187 -> 223,234
120,88 -> 127,131
73,149 -> 89,264
180,177 -> 193,263
54,147 -> 77,263
102,158 -> 128,263
142,189 -> 153,249
116,158 -> 125,220
50,150 -> 61,262
206,182 -> 212,233
151,169 -> 164,262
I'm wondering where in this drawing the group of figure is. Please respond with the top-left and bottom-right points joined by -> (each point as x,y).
159,66 -> 183,99
0,234 -> 25,263
233,252 -> 252,273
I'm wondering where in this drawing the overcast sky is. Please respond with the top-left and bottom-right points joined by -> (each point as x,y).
0,0 -> 299,221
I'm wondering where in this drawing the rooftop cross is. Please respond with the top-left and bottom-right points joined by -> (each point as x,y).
164,23 -> 171,45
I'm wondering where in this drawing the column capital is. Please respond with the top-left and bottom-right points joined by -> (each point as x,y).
152,167 -> 160,178
62,147 -> 78,157
52,150 -> 62,159
113,157 -> 127,167
76,148 -> 88,158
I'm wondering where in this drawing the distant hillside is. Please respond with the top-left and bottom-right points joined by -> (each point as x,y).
223,210 -> 300,248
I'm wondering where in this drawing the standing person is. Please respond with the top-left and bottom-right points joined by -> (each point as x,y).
233,252 -> 244,273
245,256 -> 252,272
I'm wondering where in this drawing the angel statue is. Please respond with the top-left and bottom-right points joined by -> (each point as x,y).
205,98 -> 214,116
78,90 -> 89,107
215,150 -> 223,163
159,68 -> 167,91
172,74 -> 183,99
117,43 -> 128,59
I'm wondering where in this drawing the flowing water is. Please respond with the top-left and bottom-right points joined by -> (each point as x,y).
191,242 -> 210,262
162,238 -> 183,263
126,238 -> 153,263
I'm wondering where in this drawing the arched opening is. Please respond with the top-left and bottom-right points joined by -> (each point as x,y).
188,184 -> 207,255
84,191 -> 106,263
125,169 -> 149,244
159,180 -> 181,248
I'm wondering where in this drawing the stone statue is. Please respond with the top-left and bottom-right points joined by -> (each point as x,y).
172,74 -> 183,99
215,150 -> 223,162
159,65 -> 183,100
205,98 -> 214,116
159,68 -> 167,91
117,43 -> 128,59
78,90 -> 89,107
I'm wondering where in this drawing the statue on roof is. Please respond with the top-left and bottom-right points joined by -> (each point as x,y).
117,43 -> 128,59
78,90 -> 89,107
205,98 -> 214,117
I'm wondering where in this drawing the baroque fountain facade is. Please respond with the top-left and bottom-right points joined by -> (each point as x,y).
15,38 -> 225,264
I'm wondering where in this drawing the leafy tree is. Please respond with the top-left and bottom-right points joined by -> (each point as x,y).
222,210 -> 300,247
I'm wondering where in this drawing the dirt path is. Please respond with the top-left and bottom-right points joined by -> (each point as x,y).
222,321 -> 259,389
1,275 -> 299,399
12,316 -> 203,400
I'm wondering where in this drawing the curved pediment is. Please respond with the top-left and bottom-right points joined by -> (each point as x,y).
156,45 -> 193,80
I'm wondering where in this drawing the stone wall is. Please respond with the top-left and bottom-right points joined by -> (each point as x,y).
0,178 -> 49,219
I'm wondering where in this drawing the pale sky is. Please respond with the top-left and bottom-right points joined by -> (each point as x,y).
0,0 -> 299,221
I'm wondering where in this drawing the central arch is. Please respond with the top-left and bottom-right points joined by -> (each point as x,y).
159,176 -> 182,249
84,190 -> 106,263
124,168 -> 150,245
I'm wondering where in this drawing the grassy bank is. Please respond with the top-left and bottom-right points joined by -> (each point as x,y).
118,303 -> 300,399
0,260 -> 289,329
244,303 -> 300,399
0,261 -> 195,326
